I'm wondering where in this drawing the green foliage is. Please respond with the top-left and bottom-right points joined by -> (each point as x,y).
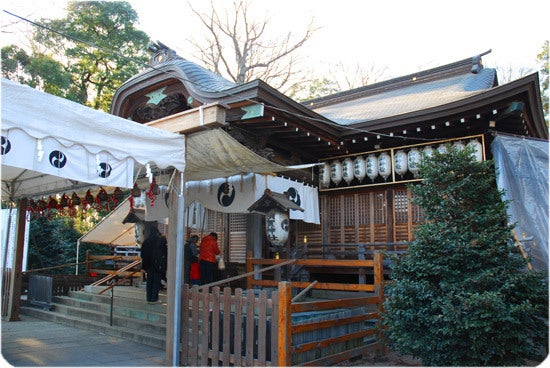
28,216 -> 81,274
382,145 -> 548,366
2,1 -> 150,111
27,210 -> 112,274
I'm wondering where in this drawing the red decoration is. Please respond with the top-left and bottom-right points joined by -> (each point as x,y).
97,187 -> 108,202
60,193 -> 70,208
113,187 -> 124,202
71,192 -> 81,206
84,190 -> 94,206
146,178 -> 157,207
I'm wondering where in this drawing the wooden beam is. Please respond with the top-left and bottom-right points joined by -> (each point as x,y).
145,103 -> 226,134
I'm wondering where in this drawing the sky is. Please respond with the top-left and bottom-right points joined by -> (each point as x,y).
1,0 -> 549,83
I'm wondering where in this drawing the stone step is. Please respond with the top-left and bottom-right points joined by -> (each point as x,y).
19,285 -> 167,350
53,295 -> 167,324
20,305 -> 166,350
50,301 -> 166,335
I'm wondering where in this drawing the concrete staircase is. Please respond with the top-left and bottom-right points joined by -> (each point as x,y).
20,285 -> 167,350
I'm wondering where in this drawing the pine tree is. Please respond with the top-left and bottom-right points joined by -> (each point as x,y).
382,144 -> 548,366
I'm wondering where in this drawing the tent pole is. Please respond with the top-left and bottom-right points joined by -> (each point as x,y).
75,239 -> 81,275
172,171 -> 185,366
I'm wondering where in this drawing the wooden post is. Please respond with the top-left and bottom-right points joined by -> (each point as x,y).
277,281 -> 292,367
373,251 -> 386,357
8,198 -> 27,321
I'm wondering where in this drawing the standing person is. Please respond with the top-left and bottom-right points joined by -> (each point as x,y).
199,232 -> 220,285
140,224 -> 166,303
184,235 -> 200,285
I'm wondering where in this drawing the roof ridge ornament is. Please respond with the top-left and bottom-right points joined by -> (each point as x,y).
471,49 -> 491,74
147,41 -> 181,66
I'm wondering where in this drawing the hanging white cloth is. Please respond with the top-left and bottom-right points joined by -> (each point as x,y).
185,173 -> 320,224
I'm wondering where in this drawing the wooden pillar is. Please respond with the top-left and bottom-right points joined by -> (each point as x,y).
8,198 -> 27,321
247,213 -> 263,281
373,251 -> 386,357
277,281 -> 292,367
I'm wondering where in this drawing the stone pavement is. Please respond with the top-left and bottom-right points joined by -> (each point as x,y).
1,315 -> 167,367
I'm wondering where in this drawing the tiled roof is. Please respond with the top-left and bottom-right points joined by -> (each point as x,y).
312,68 -> 496,125
166,59 -> 237,92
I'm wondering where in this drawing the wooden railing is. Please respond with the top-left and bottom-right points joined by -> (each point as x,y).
180,251 -> 384,366
85,252 -> 142,280
303,242 -> 408,260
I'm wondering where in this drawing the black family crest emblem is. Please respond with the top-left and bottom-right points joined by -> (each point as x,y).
286,187 -> 301,206
1,136 -> 11,155
217,182 -> 235,207
49,150 -> 67,168
97,162 -> 112,178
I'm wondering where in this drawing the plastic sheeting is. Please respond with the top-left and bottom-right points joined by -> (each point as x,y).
491,135 -> 549,271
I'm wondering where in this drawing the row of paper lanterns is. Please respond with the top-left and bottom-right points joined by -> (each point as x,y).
320,139 -> 483,187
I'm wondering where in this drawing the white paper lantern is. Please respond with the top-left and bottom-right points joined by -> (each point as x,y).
266,209 -> 289,247
353,156 -> 367,182
330,160 -> 343,185
394,150 -> 408,177
467,139 -> 483,162
423,145 -> 434,159
407,148 -> 421,177
366,154 -> 379,182
452,140 -> 465,151
437,144 -> 448,154
378,152 -> 392,180
342,158 -> 354,185
319,162 -> 331,188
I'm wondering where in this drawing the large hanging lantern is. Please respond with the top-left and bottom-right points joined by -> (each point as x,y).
330,160 -> 343,185
394,150 -> 408,177
366,154 -> 378,182
353,156 -> 367,182
378,152 -> 392,181
407,148 -> 421,177
266,209 -> 289,247
467,139 -> 483,162
452,140 -> 465,151
422,145 -> 434,160
342,158 -> 354,185
319,162 -> 331,188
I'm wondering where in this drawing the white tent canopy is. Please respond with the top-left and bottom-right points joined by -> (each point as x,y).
1,79 -> 319,365
79,197 -> 145,246
1,78 -> 186,199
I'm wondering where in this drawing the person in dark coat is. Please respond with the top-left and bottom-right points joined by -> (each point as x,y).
184,234 -> 200,285
140,225 -> 167,303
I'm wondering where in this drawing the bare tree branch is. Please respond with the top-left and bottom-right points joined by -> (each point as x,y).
187,0 -> 318,91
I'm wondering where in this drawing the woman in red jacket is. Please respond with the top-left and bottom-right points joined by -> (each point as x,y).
199,232 -> 220,285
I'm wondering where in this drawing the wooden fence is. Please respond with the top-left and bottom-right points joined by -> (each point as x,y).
179,252 -> 384,366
